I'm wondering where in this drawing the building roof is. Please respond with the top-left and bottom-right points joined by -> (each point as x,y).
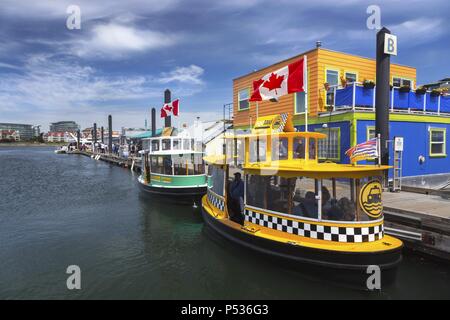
129,128 -> 163,139
233,47 -> 415,81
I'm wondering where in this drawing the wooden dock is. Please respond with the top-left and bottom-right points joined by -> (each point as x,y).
69,150 -> 142,173
383,190 -> 450,261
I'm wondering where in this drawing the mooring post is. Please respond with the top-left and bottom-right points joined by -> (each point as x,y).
164,89 -> 171,128
108,115 -> 113,155
375,27 -> 391,187
151,108 -> 156,137
76,129 -> 80,150
101,126 -> 104,144
93,123 -> 97,153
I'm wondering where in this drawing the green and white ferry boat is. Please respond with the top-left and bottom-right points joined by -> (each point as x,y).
138,131 -> 207,200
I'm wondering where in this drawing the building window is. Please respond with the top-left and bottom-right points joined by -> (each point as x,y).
367,126 -> 376,140
393,77 -> 413,88
345,72 -> 357,84
295,92 -> 306,114
238,88 -> 250,111
326,69 -> 339,106
429,128 -> 446,157
316,127 -> 340,161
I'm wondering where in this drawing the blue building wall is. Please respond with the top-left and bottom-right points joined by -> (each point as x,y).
296,121 -> 351,164
357,120 -> 450,177
296,117 -> 449,178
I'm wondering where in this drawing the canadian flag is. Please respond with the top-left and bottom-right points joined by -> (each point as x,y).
160,99 -> 180,118
250,58 -> 305,102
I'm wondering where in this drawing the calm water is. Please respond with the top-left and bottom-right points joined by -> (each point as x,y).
0,146 -> 449,299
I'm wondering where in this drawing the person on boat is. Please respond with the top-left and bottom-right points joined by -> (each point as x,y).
229,172 -> 245,225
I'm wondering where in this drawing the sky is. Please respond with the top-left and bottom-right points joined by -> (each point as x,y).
0,0 -> 448,131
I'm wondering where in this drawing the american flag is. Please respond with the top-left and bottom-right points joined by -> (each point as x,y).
345,138 -> 379,163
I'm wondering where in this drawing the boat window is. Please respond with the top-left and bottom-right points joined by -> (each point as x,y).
193,154 -> 205,174
246,175 -> 266,208
183,139 -> 190,150
309,138 -> 316,160
272,137 -> 288,161
162,139 -> 171,151
292,177 -> 319,218
173,139 -> 181,150
208,166 -> 225,196
191,139 -> 195,151
293,137 -> 306,159
249,137 -> 266,162
150,155 -> 172,175
151,140 -> 160,152
172,154 -> 191,175
320,179 -> 356,222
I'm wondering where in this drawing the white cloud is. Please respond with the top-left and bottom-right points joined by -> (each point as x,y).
0,55 -> 205,127
70,23 -> 178,58
159,65 -> 205,85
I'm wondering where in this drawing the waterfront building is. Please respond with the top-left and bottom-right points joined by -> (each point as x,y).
232,45 -> 450,183
49,121 -> 80,133
0,130 -> 20,141
0,123 -> 34,140
44,132 -> 73,143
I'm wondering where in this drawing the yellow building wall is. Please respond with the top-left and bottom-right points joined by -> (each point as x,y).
233,48 -> 416,128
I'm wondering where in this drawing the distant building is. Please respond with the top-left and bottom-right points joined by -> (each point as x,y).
49,121 -> 79,133
0,130 -> 20,141
422,78 -> 450,91
0,123 -> 34,140
44,132 -> 73,143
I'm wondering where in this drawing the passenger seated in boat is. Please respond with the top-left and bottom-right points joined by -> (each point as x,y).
292,191 -> 317,218
229,172 -> 245,225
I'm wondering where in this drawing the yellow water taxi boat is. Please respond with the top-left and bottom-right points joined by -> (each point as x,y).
202,113 -> 403,283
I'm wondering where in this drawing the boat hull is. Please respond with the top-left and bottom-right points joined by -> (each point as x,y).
201,205 -> 402,286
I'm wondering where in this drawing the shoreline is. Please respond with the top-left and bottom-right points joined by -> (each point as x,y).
0,142 -> 65,147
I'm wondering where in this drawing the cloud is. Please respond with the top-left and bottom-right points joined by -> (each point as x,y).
69,23 -> 178,58
159,65 -> 205,85
0,55 -> 205,125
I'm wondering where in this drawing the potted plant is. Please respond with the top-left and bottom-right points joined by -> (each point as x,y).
415,86 -> 427,95
363,79 -> 375,89
399,85 -> 411,93
431,89 -> 442,96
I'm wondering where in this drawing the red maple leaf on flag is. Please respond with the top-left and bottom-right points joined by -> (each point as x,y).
263,72 -> 284,94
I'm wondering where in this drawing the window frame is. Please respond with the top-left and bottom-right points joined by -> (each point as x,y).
429,128 -> 446,157
344,71 -> 358,84
366,126 -> 376,141
392,76 -> 414,89
294,91 -> 306,115
325,68 -> 340,107
315,127 -> 341,162
238,88 -> 250,111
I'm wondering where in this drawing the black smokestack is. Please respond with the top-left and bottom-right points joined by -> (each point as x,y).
151,108 -> 156,137
375,27 -> 391,184
164,89 -> 171,128
108,115 -> 112,153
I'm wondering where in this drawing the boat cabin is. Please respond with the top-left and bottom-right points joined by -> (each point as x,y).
205,114 -> 391,243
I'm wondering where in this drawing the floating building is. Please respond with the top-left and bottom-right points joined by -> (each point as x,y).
232,45 -> 450,186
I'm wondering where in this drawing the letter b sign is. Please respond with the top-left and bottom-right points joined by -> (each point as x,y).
384,34 -> 397,56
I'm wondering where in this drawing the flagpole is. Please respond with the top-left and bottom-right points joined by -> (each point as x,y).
256,101 -> 259,120
304,55 -> 308,132
377,133 -> 381,167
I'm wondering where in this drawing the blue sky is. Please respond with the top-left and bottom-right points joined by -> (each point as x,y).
0,0 -> 448,131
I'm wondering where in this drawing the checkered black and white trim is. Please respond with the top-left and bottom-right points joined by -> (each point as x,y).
207,189 -> 225,211
244,208 -> 383,243
275,113 -> 289,133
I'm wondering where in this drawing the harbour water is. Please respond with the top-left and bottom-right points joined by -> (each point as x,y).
1,146 -> 449,299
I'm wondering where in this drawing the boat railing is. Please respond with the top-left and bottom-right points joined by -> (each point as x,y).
326,82 -> 450,116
